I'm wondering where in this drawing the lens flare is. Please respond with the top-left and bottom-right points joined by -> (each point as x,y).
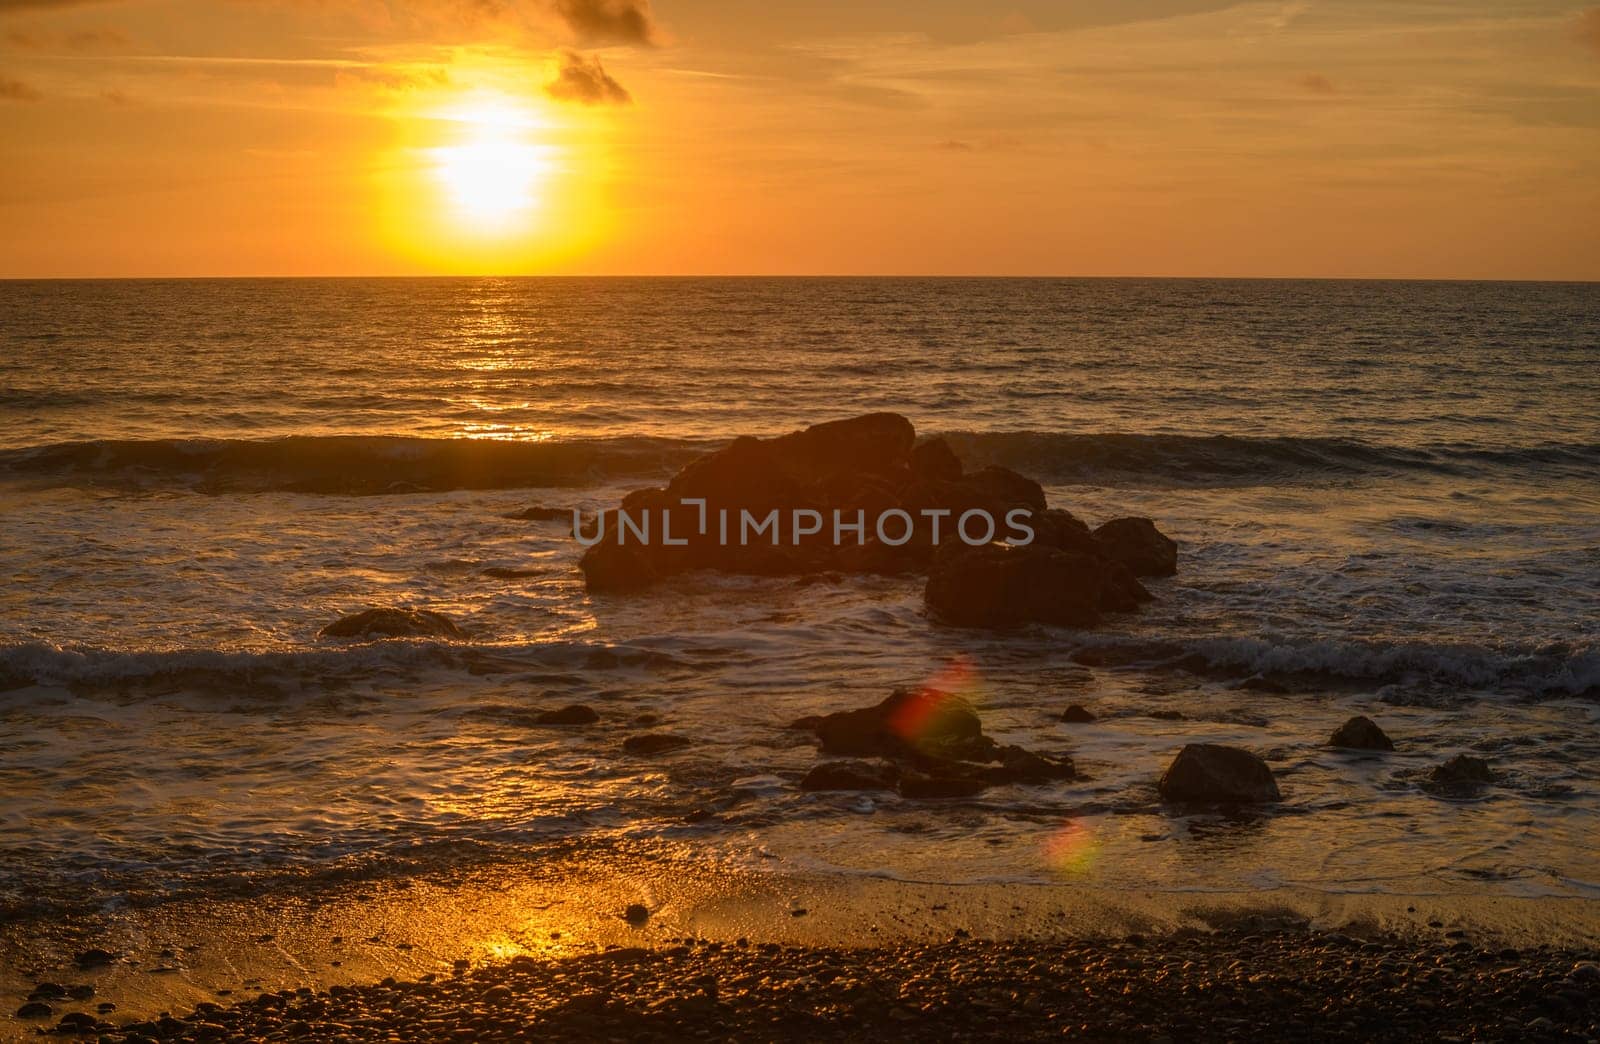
888,656 -> 984,750
1043,818 -> 1101,875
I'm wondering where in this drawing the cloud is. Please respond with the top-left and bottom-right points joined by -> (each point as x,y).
6,26 -> 129,51
1575,8 -> 1600,56
552,0 -> 657,47
1297,73 -> 1335,94
0,75 -> 41,100
544,48 -> 630,104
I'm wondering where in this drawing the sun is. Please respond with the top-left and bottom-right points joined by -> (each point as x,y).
429,96 -> 553,232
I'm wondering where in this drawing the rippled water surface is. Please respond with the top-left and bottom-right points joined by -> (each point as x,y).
1,277 -> 1597,919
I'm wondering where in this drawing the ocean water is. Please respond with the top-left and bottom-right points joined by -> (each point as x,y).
1,277 -> 1597,921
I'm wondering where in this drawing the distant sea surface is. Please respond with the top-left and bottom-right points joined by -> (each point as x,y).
1,278 -> 1597,921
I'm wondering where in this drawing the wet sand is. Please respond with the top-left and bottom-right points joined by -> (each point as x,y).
6,852 -> 1600,1040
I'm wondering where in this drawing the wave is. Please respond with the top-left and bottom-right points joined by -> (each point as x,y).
941,431 -> 1600,486
0,638 -> 686,694
2,430 -> 1596,495
0,434 -> 711,494
1069,633 -> 1600,698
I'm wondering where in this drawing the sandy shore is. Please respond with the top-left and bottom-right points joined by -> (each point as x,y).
6,851 -> 1600,1040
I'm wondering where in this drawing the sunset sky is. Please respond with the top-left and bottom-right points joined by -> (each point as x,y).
2,0 -> 1597,278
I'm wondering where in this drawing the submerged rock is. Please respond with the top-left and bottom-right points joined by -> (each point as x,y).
1330,715 -> 1394,751
532,704 -> 600,726
511,506 -> 571,521
1158,744 -> 1280,804
1060,703 -> 1096,723
319,608 -> 462,640
15,1002 -> 52,1018
799,759 -> 900,792
1093,517 -> 1179,577
1430,754 -> 1494,787
623,904 -> 650,924
924,542 -> 1104,629
73,948 -> 118,969
622,733 -> 691,756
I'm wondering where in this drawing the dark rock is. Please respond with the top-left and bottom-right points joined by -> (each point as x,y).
622,733 -> 691,756
1092,517 -> 1178,577
532,704 -> 600,726
66,984 -> 94,1000
792,688 -> 993,763
1098,561 -> 1153,612
579,541 -> 660,594
1430,754 -> 1494,786
799,759 -> 900,792
623,903 -> 650,924
1158,744 -> 1280,804
73,948 -> 118,969
910,437 -> 963,481
15,1001 -> 52,1018
925,542 -> 1104,629
319,607 -> 462,640
1060,703 -> 1096,723
28,983 -> 67,1000
56,1012 -> 97,1031
1030,508 -> 1099,556
1330,715 -> 1394,751
984,744 -> 1076,784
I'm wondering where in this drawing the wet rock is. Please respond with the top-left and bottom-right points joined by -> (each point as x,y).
28,983 -> 67,1000
73,947 -> 118,969
984,745 -> 1076,784
792,688 -> 993,763
15,1001 -> 52,1018
622,733 -> 691,756
799,759 -> 900,792
1060,703 -> 1096,723
1158,744 -> 1281,804
910,437 -> 963,482
1330,715 -> 1394,751
925,542 -> 1104,629
66,984 -> 94,1000
319,607 -> 463,640
579,541 -> 660,594
56,1012 -> 98,1032
1429,754 -> 1494,787
623,904 -> 650,924
1092,517 -> 1178,577
532,704 -> 600,726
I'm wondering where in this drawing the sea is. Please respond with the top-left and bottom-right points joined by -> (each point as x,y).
1,277 -> 1597,924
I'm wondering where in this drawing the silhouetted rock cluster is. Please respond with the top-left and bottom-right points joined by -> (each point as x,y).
578,412 -> 1175,629
790,688 -> 1074,800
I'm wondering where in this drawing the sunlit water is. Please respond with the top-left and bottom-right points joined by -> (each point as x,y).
1,278 -> 1597,920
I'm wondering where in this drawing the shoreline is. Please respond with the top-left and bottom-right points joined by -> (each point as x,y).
7,853 -> 1600,1040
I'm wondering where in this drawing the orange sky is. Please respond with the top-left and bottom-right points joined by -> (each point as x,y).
2,0 -> 1598,278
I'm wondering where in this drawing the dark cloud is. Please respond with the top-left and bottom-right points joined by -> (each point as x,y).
544,48 -> 629,104
552,0 -> 657,47
6,26 -> 129,51
0,75 -> 41,100
1575,8 -> 1600,56
1297,73 -> 1335,94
